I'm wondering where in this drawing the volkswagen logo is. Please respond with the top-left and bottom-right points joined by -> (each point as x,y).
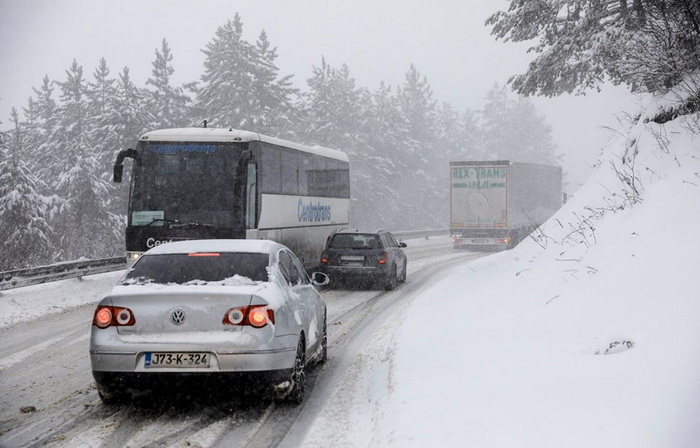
171,309 -> 186,325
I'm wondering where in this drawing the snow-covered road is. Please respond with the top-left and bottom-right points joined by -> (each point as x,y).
0,236 -> 476,448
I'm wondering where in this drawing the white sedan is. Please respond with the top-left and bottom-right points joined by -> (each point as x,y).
89,239 -> 328,405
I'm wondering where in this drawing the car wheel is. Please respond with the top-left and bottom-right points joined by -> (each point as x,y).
318,316 -> 328,364
286,337 -> 306,405
98,388 -> 129,406
384,264 -> 397,291
399,262 -> 407,283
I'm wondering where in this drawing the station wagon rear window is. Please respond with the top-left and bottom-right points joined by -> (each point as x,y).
123,252 -> 269,284
328,234 -> 381,249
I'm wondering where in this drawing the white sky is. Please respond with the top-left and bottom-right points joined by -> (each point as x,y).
0,0 -> 634,189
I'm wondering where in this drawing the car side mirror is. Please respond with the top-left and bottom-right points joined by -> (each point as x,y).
311,272 -> 330,287
399,242 -> 407,248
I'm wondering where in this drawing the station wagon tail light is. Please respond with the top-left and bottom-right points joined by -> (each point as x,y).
320,252 -> 329,264
93,306 -> 136,328
223,306 -> 275,327
377,252 -> 388,265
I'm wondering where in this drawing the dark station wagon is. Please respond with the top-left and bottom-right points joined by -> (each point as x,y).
318,229 -> 407,290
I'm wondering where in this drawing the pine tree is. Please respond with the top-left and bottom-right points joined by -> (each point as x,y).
106,67 -> 153,217
480,83 -> 559,165
86,58 -> 120,177
0,109 -> 54,270
47,60 -> 120,260
22,76 -> 57,184
395,64 -> 444,229
196,15 -> 257,128
345,82 -> 405,230
145,39 -> 191,128
250,30 -> 299,137
302,57 -> 368,150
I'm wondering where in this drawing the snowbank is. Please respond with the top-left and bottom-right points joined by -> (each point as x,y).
335,109 -> 700,446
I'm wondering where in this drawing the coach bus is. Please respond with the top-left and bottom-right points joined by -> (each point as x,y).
113,127 -> 350,270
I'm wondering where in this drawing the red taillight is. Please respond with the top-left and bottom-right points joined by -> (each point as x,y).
93,306 -> 135,328
223,306 -> 275,327
320,252 -> 329,264
248,307 -> 269,328
377,252 -> 387,265
94,307 -> 113,328
188,252 -> 221,257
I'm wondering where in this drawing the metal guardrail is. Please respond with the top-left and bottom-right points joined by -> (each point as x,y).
0,256 -> 127,291
392,228 -> 449,239
0,229 -> 448,292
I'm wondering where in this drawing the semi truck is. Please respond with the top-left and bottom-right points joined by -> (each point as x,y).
449,160 -> 562,250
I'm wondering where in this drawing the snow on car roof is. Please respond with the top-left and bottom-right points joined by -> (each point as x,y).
143,239 -> 282,255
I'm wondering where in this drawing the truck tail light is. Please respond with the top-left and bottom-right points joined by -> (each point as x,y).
93,306 -> 135,328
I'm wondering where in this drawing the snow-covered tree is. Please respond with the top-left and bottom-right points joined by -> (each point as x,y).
0,109 -> 54,270
105,67 -> 153,216
21,76 -> 57,182
85,58 -> 122,177
302,57 -> 369,150
145,39 -> 191,128
397,64 -> 438,153
395,65 -> 446,229
46,60 -> 120,260
480,83 -> 559,165
487,0 -> 700,102
354,82 -> 409,230
195,16 -> 299,135
195,15 -> 258,129
250,30 -> 300,137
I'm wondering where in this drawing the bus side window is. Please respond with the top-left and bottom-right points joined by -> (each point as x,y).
261,145 -> 281,193
281,150 -> 299,195
298,154 -> 312,196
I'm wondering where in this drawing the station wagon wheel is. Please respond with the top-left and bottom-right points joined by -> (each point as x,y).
384,264 -> 398,291
287,337 -> 306,405
399,262 -> 407,283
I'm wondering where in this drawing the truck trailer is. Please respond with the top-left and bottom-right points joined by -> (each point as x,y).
449,160 -> 562,250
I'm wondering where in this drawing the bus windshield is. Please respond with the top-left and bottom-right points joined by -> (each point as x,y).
129,142 -> 247,228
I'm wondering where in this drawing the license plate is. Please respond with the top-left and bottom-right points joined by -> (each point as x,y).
145,352 -> 210,368
341,255 -> 365,261
470,238 -> 492,244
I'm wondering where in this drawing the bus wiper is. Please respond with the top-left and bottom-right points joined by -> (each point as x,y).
146,218 -> 181,226
171,221 -> 215,229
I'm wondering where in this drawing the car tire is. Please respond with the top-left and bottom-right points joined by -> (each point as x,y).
319,316 -> 328,364
97,388 -> 129,406
286,336 -> 306,405
399,262 -> 407,283
384,264 -> 397,291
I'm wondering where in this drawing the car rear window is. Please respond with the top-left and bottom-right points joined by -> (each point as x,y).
123,252 -> 269,284
328,233 -> 381,249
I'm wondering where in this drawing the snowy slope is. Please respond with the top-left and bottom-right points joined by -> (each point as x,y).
301,109 -> 700,446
